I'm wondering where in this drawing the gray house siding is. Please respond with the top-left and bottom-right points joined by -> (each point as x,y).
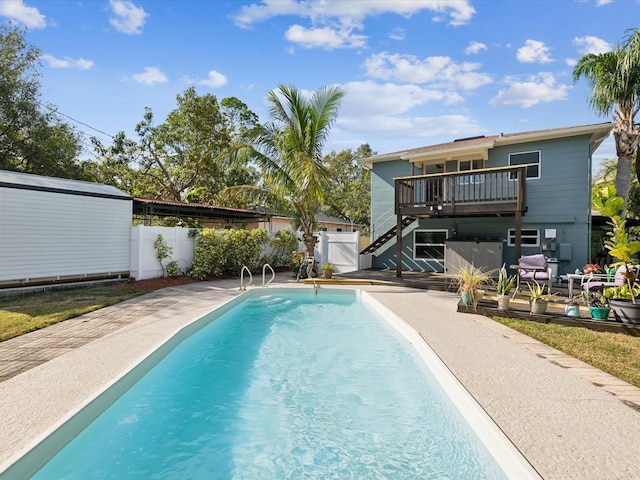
370,160 -> 410,241
368,133 -> 595,275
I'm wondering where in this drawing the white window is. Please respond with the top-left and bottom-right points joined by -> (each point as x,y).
414,230 -> 447,260
507,228 -> 540,247
458,159 -> 485,184
509,151 -> 540,179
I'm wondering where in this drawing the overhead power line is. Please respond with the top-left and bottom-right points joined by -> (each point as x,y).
36,101 -> 115,139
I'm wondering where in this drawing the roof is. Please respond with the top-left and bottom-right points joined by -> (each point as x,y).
133,197 -> 267,221
258,209 -> 364,227
359,122 -> 614,167
0,170 -> 131,200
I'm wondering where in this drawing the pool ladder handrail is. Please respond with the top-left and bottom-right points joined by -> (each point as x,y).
240,266 -> 253,291
262,264 -> 275,287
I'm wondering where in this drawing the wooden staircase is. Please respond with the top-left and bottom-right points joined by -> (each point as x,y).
360,217 -> 416,255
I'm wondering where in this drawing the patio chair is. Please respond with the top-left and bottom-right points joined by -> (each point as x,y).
582,265 -> 627,292
512,254 -> 553,298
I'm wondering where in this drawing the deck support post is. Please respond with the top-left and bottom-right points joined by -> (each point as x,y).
396,212 -> 403,277
514,210 -> 522,263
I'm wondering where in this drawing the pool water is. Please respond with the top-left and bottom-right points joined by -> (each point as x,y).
31,290 -> 511,479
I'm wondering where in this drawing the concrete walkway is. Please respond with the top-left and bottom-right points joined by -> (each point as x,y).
1,279 -> 639,479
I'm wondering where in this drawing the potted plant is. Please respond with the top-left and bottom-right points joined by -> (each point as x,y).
291,251 -> 305,274
583,263 -> 602,275
527,281 -> 556,314
495,263 -> 515,310
322,263 -> 335,278
564,295 -> 582,318
604,283 -> 640,323
593,185 -> 640,324
453,264 -> 492,310
581,289 -> 611,321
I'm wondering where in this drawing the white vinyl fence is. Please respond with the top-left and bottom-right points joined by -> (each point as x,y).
130,227 -> 370,282
130,226 -> 196,280
314,231 -> 370,273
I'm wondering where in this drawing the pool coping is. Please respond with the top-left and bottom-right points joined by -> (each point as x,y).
1,280 -> 640,479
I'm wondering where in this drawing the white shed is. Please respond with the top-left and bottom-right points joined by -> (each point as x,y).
0,170 -> 132,287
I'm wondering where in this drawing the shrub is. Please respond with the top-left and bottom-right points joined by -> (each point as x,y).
189,228 -> 269,280
166,260 -> 181,277
154,234 -> 173,277
260,229 -> 298,267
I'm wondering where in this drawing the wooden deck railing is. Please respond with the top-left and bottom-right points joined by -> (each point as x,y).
395,165 -> 527,216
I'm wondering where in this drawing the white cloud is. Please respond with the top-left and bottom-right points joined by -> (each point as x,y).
489,73 -> 569,108
335,80 -> 483,147
337,113 -> 482,144
285,24 -> 367,49
363,52 -> 492,91
465,41 -> 487,55
197,70 -> 228,88
232,1 -> 474,51
41,54 -> 94,70
0,0 -> 46,28
109,0 -> 148,35
596,0 -> 613,5
340,81 -> 463,119
574,35 -> 612,55
517,39 -> 553,64
388,28 -> 405,41
132,66 -> 167,85
234,0 -> 475,27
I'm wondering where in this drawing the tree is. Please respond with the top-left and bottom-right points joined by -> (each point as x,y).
92,87 -> 260,201
573,28 -> 640,208
230,84 -> 345,257
594,156 -> 640,219
322,144 -> 373,232
0,24 -> 83,178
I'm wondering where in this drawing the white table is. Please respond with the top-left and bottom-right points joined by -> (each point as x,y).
566,273 -> 587,298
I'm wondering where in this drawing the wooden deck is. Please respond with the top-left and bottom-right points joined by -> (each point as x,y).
395,165 -> 527,218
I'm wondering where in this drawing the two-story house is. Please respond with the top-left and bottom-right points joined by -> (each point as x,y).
359,122 -> 613,278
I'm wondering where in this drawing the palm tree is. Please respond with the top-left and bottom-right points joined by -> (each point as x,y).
229,84 -> 345,257
573,28 -> 640,208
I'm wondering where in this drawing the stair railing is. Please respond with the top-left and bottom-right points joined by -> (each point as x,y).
370,206 -> 394,242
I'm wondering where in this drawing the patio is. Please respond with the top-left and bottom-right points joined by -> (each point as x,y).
1,275 -> 639,479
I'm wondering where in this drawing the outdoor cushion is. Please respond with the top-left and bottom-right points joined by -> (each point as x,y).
517,254 -> 551,280
584,265 -> 627,291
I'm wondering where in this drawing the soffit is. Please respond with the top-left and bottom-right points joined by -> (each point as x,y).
358,122 -> 614,168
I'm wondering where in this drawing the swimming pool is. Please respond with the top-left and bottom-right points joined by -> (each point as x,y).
6,288 -> 539,479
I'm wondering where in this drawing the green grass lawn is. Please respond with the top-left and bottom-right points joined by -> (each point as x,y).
0,284 -> 150,342
494,316 -> 640,388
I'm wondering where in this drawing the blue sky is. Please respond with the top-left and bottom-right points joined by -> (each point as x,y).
1,0 -> 638,171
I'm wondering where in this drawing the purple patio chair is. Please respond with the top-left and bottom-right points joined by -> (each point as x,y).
512,254 -> 553,298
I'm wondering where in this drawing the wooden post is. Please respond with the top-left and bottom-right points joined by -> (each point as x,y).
514,167 -> 526,263
515,210 -> 522,264
396,212 -> 403,277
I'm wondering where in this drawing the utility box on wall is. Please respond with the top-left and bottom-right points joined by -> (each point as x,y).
445,239 -> 503,275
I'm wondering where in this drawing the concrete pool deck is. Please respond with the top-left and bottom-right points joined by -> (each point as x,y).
1,279 -> 639,479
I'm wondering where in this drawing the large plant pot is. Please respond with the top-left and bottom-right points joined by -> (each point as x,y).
609,299 -> 640,324
530,299 -> 548,315
565,304 -> 581,318
588,306 -> 611,321
461,291 -> 473,306
497,294 -> 511,311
